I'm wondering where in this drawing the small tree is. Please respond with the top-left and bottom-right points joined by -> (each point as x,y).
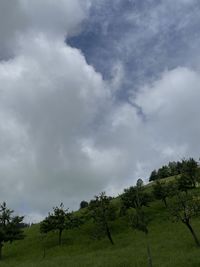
149,170 -> 158,182
88,192 -> 116,245
80,201 -> 88,209
167,181 -> 179,198
121,185 -> 151,210
177,174 -> 193,193
0,202 -> 25,260
121,182 -> 152,267
121,182 -> 153,266
129,208 -> 152,267
40,203 -> 66,245
157,165 -> 171,179
153,180 -> 169,207
181,158 -> 199,188
40,203 -> 80,246
169,192 -> 200,247
136,178 -> 144,188
168,161 -> 179,176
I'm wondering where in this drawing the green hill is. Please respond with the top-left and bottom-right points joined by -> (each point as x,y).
1,183 -> 200,267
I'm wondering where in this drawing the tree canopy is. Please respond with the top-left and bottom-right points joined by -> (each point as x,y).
0,202 -> 25,259
88,192 -> 117,245
40,203 -> 81,245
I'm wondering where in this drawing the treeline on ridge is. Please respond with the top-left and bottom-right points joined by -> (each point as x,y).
149,157 -> 199,182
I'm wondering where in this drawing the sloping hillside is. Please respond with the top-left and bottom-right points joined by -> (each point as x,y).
2,184 -> 200,267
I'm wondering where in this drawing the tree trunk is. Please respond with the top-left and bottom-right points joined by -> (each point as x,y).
58,229 -> 62,246
105,223 -> 114,245
185,222 -> 200,247
145,233 -> 153,267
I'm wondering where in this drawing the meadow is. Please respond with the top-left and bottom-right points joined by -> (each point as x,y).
2,188 -> 200,267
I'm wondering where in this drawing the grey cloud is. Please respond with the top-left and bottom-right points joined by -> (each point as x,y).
0,35 -> 111,219
0,0 -> 26,59
0,0 -> 199,223
20,0 -> 90,38
0,0 -> 89,59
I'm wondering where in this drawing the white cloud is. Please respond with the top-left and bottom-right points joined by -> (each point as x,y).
0,0 -> 90,59
0,0 -> 199,223
135,67 -> 200,158
0,34 -> 110,217
0,0 -> 26,58
1,46 -> 200,221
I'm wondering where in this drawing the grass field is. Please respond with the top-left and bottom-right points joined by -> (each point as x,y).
1,186 -> 200,267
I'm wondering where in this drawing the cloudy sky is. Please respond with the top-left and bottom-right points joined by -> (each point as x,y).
0,0 -> 200,222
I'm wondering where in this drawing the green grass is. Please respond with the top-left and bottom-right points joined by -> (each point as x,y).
1,186 -> 200,266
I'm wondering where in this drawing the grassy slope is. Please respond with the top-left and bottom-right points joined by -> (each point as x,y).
2,185 -> 200,266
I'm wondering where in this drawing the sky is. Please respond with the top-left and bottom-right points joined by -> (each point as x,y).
0,0 -> 200,222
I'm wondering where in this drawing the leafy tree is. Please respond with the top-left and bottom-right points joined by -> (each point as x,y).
157,165 -> 171,179
40,203 -> 81,245
169,192 -> 200,247
88,192 -> 116,245
181,158 -> 199,188
149,159 -> 190,183
149,170 -> 158,182
168,161 -> 178,176
121,181 -> 153,266
121,185 -> 151,211
153,180 -> 169,207
80,201 -> 88,209
0,202 -> 25,260
176,161 -> 184,174
40,203 -> 66,245
177,174 -> 193,193
167,180 -> 179,197
129,208 -> 152,267
136,178 -> 144,188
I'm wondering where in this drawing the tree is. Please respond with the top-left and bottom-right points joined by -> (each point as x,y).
80,201 -> 88,209
176,161 -> 184,174
136,178 -> 144,188
40,203 -> 81,246
166,180 -> 179,198
125,180 -> 153,266
121,185 -> 151,211
181,158 -> 199,188
168,161 -> 179,176
157,165 -> 171,179
149,170 -> 158,182
148,159 -> 198,183
153,180 -> 169,207
40,203 -> 66,245
121,181 -> 153,266
177,174 -> 193,193
169,192 -> 200,247
88,192 -> 116,245
0,202 -> 25,260
128,208 -> 152,267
